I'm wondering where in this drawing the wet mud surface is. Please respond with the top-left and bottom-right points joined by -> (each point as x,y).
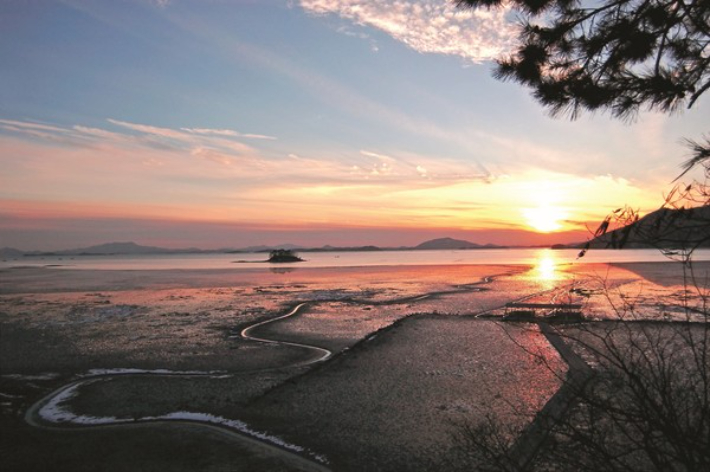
1,262 -> 706,471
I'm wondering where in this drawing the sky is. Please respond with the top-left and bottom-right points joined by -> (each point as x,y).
1,0 -> 707,251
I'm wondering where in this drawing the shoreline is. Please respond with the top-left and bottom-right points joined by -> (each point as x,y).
0,263 -> 528,294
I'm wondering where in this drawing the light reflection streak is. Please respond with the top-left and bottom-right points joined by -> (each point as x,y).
535,249 -> 560,282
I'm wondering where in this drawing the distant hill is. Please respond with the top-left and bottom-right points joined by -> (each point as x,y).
0,247 -> 24,258
78,242 -> 175,255
232,243 -> 303,253
587,205 -> 710,250
414,237 -> 486,250
302,245 -> 382,252
11,242 -> 205,256
3,237 -> 514,258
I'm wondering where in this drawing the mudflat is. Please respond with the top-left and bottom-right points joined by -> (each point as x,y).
0,262 -> 703,471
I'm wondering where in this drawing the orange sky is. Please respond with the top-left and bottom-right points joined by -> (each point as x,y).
1,2 -> 705,251
0,124 -> 678,250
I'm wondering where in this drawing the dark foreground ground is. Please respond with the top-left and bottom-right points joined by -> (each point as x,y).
1,262 -> 707,471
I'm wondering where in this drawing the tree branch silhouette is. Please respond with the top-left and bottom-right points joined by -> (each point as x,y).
455,0 -> 709,252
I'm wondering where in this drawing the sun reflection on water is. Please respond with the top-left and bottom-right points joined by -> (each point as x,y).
535,249 -> 561,282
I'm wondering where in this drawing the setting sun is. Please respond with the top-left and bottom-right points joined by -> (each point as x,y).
522,205 -> 568,233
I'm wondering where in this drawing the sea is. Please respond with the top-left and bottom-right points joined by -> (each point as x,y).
3,248 -> 710,271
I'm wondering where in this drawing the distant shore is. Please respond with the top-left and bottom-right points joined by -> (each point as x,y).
4,247 -> 708,274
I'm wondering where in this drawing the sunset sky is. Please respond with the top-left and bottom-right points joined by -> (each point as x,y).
1,0 -> 707,250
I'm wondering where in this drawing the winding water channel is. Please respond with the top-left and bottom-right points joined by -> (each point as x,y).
21,271 -> 579,471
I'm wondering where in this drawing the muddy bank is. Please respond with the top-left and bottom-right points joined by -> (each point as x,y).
1,261 -> 700,470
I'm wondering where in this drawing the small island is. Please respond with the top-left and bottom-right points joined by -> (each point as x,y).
267,249 -> 304,263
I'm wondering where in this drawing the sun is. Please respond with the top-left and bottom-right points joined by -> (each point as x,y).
522,205 -> 567,233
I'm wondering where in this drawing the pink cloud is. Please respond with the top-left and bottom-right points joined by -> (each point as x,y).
107,118 -> 188,140
181,127 -> 277,140
73,125 -> 130,141
0,119 -> 69,134
300,0 -> 518,63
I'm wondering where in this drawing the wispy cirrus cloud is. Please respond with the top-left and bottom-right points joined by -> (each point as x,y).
0,119 -> 67,134
0,119 -> 84,144
181,127 -> 277,140
107,118 -> 187,140
103,120 -> 274,154
354,149 -> 491,183
299,0 -> 518,63
0,118 -> 264,157
0,118 -> 660,239
165,11 -> 498,170
72,125 -> 128,141
0,118 -> 269,173
0,118 -> 485,186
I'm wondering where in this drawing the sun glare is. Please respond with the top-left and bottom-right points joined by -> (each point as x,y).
535,249 -> 562,282
522,205 -> 567,233
537,254 -> 556,281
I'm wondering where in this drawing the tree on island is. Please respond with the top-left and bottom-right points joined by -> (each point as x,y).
267,249 -> 304,263
449,2 -> 710,470
456,0 -> 709,252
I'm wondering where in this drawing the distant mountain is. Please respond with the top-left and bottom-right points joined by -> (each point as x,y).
303,245 -> 382,252
3,237 -> 515,258
0,247 -> 24,258
235,243 -> 304,253
17,242 -> 205,256
414,237 -> 485,250
60,242 -> 183,255
586,205 -> 710,250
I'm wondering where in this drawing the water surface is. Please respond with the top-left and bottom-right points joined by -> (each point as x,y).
2,248 -> 707,271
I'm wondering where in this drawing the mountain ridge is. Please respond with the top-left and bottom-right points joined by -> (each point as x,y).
415,237 -> 484,250
585,205 -> 710,250
1,237 -> 506,257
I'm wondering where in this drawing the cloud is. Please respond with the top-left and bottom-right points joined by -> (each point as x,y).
101,120 -> 275,155
166,11 -> 495,168
354,148 -> 490,183
72,125 -> 129,141
299,0 -> 518,63
360,150 -> 394,161
181,127 -> 277,140
103,118 -> 266,155
5,118 -> 486,190
0,118 -> 275,178
182,127 -> 239,136
0,118 -> 662,241
191,147 -> 237,166
0,119 -> 92,145
0,118 -> 274,161
0,119 -> 68,134
107,119 -> 190,140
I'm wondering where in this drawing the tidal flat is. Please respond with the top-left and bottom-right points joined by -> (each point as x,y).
1,262 -> 706,471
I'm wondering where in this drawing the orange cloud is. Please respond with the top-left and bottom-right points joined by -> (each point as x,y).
0,119 -> 664,240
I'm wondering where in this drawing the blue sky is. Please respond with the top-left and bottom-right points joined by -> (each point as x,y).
1,0 -> 707,250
